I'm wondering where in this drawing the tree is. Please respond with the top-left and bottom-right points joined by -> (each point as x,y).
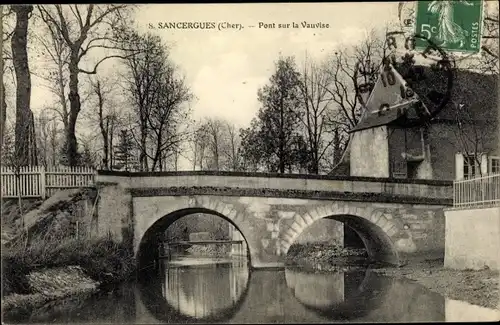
1,123 -> 15,165
32,11 -> 71,136
120,28 -> 193,171
86,75 -> 122,170
297,54 -> 337,174
34,108 -> 64,167
191,118 -> 243,171
222,121 -> 242,171
241,56 -> 304,173
239,119 -> 262,172
190,122 -> 209,171
113,129 -> 136,171
322,32 -> 388,160
0,7 -> 14,150
37,4 -> 134,166
471,1 -> 499,75
11,5 -> 37,166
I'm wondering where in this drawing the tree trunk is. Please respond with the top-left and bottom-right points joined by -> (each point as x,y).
27,110 -> 38,165
109,118 -> 115,169
57,57 -> 69,134
139,122 -> 148,171
0,80 -> 6,149
0,7 -> 4,149
11,5 -> 34,166
96,81 -> 109,169
192,142 -> 197,171
66,53 -> 81,166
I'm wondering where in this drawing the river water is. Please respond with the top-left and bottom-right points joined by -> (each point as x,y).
4,257 -> 500,323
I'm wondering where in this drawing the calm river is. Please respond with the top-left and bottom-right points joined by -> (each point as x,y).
4,257 -> 499,323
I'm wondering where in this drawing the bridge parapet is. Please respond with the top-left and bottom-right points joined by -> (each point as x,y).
96,171 -> 452,203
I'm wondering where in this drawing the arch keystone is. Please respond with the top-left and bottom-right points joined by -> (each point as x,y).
338,203 -> 351,215
188,196 -> 197,207
199,196 -> 211,208
330,202 -> 340,212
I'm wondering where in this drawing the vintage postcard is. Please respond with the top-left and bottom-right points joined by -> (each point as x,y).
1,2 -> 499,324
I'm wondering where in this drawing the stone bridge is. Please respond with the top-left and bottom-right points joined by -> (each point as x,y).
95,171 -> 452,268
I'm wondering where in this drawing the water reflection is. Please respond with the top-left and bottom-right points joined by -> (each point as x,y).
285,267 -> 385,319
138,257 -> 250,323
284,267 -> 446,322
161,257 -> 249,319
4,259 -> 499,324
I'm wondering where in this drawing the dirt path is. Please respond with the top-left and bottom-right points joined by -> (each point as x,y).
373,259 -> 499,310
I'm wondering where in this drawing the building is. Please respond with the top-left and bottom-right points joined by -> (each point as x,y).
341,63 -> 499,181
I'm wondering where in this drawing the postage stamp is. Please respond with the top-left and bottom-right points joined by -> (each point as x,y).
413,0 -> 484,54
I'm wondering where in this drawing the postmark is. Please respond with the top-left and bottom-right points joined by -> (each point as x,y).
355,29 -> 456,128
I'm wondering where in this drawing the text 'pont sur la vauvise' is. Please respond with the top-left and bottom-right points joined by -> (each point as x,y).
149,21 -> 330,31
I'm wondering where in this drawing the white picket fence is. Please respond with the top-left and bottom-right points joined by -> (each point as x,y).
0,165 -> 96,199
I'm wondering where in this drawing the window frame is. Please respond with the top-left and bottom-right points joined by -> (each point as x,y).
462,154 -> 481,179
489,156 -> 500,175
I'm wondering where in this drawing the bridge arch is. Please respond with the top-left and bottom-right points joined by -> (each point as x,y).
280,203 -> 400,265
135,197 -> 254,269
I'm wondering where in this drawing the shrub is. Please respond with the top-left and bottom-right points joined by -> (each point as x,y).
2,232 -> 135,296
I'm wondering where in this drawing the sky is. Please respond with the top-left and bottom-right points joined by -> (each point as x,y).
126,2 -> 399,128
9,2 -> 402,169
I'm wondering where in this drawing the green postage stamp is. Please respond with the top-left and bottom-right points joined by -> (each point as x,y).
414,0 -> 484,54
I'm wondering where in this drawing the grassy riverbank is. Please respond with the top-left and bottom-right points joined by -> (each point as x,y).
285,242 -> 371,271
373,258 -> 499,310
1,234 -> 135,317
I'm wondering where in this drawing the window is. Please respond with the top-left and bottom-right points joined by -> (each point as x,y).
490,157 -> 500,174
463,155 -> 480,179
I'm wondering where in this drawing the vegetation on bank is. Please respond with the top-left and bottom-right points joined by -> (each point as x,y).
285,242 -> 371,271
373,258 -> 500,310
2,233 -> 135,298
1,188 -> 135,298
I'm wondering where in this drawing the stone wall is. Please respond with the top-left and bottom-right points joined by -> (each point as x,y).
166,213 -> 229,240
294,219 -> 343,246
444,206 -> 500,270
95,184 -> 133,245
